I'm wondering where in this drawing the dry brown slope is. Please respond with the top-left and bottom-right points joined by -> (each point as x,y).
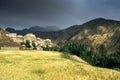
71,18 -> 120,53
0,28 -> 19,47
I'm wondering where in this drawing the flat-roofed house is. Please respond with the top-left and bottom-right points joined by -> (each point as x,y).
6,33 -> 17,37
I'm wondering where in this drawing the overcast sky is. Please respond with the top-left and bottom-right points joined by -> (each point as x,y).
0,0 -> 120,29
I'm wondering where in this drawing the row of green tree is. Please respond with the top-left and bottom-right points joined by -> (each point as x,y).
42,41 -> 120,70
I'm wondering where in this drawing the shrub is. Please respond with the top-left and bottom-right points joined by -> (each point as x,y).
25,40 -> 31,48
32,41 -> 37,49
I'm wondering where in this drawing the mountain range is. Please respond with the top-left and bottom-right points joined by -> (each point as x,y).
33,18 -> 120,53
4,18 -> 120,53
6,26 -> 60,35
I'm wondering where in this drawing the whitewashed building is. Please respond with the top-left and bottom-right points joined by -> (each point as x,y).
6,33 -> 17,37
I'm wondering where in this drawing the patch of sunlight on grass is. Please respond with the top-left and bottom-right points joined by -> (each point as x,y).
0,50 -> 120,80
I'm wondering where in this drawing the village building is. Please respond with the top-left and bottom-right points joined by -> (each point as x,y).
17,35 -> 23,38
25,33 -> 36,38
6,33 -> 17,37
4,33 -> 55,50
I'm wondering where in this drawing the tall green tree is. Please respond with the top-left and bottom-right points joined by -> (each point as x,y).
98,44 -> 107,55
32,41 -> 36,49
25,40 -> 31,48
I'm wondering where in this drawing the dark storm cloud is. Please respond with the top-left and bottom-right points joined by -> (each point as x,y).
0,0 -> 120,29
87,0 -> 120,8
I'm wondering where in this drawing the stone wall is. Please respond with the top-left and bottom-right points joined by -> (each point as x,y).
1,47 -> 20,50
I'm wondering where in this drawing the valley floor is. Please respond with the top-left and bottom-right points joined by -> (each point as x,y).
0,50 -> 119,80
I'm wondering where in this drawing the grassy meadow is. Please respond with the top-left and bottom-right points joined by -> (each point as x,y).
0,50 -> 120,80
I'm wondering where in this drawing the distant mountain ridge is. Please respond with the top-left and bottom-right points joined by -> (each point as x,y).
34,18 -> 120,53
6,26 -> 60,35
70,18 -> 120,53
5,18 -> 120,53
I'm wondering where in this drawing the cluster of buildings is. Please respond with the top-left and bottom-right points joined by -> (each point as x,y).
6,33 -> 55,50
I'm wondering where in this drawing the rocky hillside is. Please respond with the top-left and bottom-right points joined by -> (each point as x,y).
0,28 -> 19,47
71,18 -> 120,53
34,18 -> 120,53
34,25 -> 82,43
3,18 -> 120,53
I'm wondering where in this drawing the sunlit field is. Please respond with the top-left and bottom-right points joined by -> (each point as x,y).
0,50 -> 119,80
